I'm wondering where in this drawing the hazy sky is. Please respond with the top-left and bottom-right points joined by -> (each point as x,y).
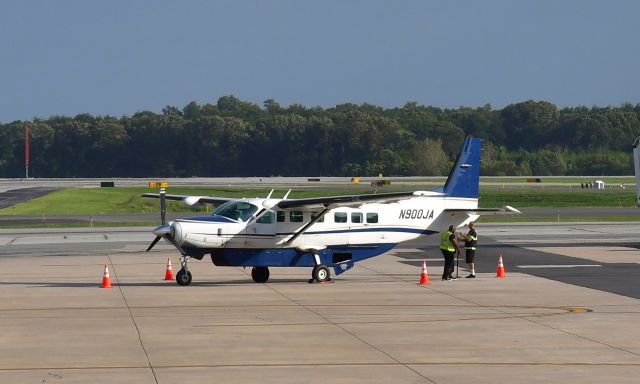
1,0 -> 639,122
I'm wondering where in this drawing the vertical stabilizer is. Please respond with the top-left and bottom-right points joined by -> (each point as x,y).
442,137 -> 481,198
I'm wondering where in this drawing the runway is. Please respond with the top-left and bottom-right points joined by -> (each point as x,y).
1,223 -> 639,383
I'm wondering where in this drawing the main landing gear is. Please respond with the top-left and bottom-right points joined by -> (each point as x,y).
251,266 -> 270,283
176,255 -> 192,286
311,265 -> 331,283
309,252 -> 331,283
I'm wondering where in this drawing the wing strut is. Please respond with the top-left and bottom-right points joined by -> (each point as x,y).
283,206 -> 330,245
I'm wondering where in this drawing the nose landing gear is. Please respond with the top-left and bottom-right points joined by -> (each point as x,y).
176,255 -> 192,286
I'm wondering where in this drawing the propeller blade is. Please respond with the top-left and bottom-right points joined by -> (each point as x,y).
165,234 -> 187,256
160,187 -> 167,225
146,236 -> 162,252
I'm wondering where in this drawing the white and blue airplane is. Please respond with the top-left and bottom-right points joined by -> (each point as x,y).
143,137 -> 519,285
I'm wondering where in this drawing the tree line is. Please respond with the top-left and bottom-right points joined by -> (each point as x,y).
1,97 -> 639,177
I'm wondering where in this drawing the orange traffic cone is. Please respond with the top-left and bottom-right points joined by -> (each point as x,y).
496,255 -> 506,278
418,260 -> 431,285
101,264 -> 112,288
164,258 -> 174,280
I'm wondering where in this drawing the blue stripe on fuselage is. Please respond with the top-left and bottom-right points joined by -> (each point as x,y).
208,243 -> 398,268
303,227 -> 437,236
177,219 -> 437,237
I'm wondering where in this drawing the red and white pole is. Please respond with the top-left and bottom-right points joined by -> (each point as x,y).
25,125 -> 30,179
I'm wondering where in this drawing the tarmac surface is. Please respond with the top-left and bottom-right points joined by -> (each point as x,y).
1,223 -> 640,383
0,187 -> 61,209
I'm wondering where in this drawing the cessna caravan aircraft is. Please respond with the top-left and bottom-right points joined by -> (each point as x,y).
143,137 -> 519,285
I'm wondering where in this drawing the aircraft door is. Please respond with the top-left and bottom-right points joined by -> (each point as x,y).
331,211 -> 350,246
348,211 -> 365,245
247,211 -> 276,247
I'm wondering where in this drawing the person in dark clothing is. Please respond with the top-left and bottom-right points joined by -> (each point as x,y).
464,222 -> 478,278
440,225 -> 461,280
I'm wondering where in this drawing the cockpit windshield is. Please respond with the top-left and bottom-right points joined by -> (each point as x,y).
212,201 -> 259,222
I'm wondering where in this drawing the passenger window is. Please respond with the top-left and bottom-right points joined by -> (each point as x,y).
351,212 -> 363,223
257,211 -> 274,224
334,212 -> 347,223
366,212 -> 378,223
276,211 -> 286,222
290,211 -> 304,222
311,211 -> 325,223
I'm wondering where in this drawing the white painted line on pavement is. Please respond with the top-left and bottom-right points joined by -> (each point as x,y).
499,239 -> 639,244
517,264 -> 602,268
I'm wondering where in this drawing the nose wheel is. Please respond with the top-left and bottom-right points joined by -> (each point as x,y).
176,269 -> 192,286
176,255 -> 192,286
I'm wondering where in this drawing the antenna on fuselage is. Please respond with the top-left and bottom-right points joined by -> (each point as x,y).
266,189 -> 274,199
283,189 -> 292,199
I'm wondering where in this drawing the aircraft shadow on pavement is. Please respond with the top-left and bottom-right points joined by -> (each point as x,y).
0,278 -> 323,288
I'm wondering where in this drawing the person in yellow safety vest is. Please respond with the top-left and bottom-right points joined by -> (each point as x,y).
440,225 -> 461,281
464,222 -> 478,278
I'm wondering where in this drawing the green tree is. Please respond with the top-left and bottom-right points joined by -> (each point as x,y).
409,138 -> 450,176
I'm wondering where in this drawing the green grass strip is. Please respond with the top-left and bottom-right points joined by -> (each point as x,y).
1,186 -> 637,215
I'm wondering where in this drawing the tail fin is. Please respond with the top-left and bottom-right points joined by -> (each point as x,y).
441,137 -> 481,198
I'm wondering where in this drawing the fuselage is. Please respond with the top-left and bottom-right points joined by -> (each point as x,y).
167,195 -> 478,268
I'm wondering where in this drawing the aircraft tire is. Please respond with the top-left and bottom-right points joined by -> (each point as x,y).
176,269 -> 192,286
251,267 -> 270,283
312,265 -> 330,282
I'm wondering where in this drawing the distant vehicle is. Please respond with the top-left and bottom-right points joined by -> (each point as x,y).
634,136 -> 640,207
143,137 -> 520,285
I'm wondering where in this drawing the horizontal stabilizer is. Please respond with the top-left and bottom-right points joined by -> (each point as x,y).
431,205 -> 521,232
442,205 -> 522,216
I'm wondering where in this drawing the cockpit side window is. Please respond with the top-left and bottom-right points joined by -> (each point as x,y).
257,211 -> 274,224
212,201 -> 259,222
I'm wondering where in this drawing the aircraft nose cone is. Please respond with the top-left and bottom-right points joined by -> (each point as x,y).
152,224 -> 171,237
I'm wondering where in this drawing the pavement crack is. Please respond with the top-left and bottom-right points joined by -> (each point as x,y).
568,227 -> 605,233
108,256 -> 159,384
263,280 -> 439,384
516,315 -> 640,359
357,262 -> 640,359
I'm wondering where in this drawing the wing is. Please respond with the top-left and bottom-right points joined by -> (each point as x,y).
276,190 -> 444,210
141,193 -> 234,206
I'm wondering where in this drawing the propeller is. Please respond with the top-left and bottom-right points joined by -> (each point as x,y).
147,187 -> 167,252
146,235 -> 161,252
160,187 -> 166,225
